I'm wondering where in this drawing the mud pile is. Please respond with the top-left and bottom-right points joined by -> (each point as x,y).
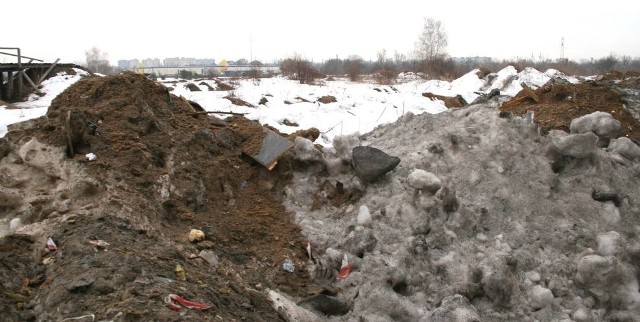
500,77 -> 640,143
0,72 -> 315,321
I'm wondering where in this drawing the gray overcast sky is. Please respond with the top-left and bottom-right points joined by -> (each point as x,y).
3,0 -> 640,65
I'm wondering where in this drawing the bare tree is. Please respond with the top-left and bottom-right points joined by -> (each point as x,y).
85,47 -> 113,74
414,18 -> 448,61
280,54 -> 322,84
344,56 -> 364,82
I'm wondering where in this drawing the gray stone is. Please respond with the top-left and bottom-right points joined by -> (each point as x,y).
553,132 -> 599,158
408,169 -> 441,194
294,137 -> 323,162
570,111 -> 621,142
352,146 -> 401,183
608,137 -> 640,161
530,285 -> 554,309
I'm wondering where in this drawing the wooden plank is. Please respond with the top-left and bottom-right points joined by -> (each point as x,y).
0,51 -> 44,62
21,70 -> 40,93
37,59 -> 60,84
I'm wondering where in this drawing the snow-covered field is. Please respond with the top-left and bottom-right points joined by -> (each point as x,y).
1,66 -> 579,144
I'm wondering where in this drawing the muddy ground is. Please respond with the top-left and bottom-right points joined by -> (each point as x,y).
0,72 -> 318,321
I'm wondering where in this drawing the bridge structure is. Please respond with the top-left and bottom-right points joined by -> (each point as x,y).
0,47 -> 75,102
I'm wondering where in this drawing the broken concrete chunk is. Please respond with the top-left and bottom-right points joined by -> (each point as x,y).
407,169 -> 441,194
608,137 -> 640,161
352,146 -> 400,183
553,132 -> 599,158
570,111 -> 621,142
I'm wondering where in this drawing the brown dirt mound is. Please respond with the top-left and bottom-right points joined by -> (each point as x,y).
186,83 -> 201,91
500,80 -> 640,143
317,95 -> 337,104
0,72 -> 315,321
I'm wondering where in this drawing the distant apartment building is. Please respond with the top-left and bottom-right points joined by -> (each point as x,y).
195,58 -> 216,66
117,59 -> 141,70
142,58 -> 161,68
163,57 -> 197,67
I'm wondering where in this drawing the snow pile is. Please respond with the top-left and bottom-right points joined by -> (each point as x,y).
0,68 -> 88,137
284,105 -> 640,320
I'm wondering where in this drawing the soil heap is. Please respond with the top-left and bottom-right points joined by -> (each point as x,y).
500,76 -> 640,144
0,72 -> 315,321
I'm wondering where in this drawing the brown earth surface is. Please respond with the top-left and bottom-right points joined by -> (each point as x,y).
499,78 -> 640,144
0,72 -> 319,321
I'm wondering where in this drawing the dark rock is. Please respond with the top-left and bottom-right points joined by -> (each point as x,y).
352,146 -> 400,183
297,294 -> 350,316
498,111 -> 513,119
428,144 -> 444,154
66,277 -> 94,293
259,97 -> 268,105
487,88 -> 501,100
450,135 -> 461,146
441,185 -> 459,213
592,186 -> 623,207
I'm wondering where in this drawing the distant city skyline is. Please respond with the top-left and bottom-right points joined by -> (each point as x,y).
3,0 -> 639,66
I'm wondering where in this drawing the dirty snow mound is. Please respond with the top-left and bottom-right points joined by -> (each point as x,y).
285,104 -> 640,321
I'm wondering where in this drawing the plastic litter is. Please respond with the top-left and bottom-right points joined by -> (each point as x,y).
282,259 -> 295,273
336,255 -> 352,280
164,293 -> 211,311
85,153 -> 97,161
46,237 -> 58,251
175,264 -> 186,281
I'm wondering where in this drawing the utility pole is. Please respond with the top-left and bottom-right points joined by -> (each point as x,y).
560,37 -> 565,60
250,34 -> 253,63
